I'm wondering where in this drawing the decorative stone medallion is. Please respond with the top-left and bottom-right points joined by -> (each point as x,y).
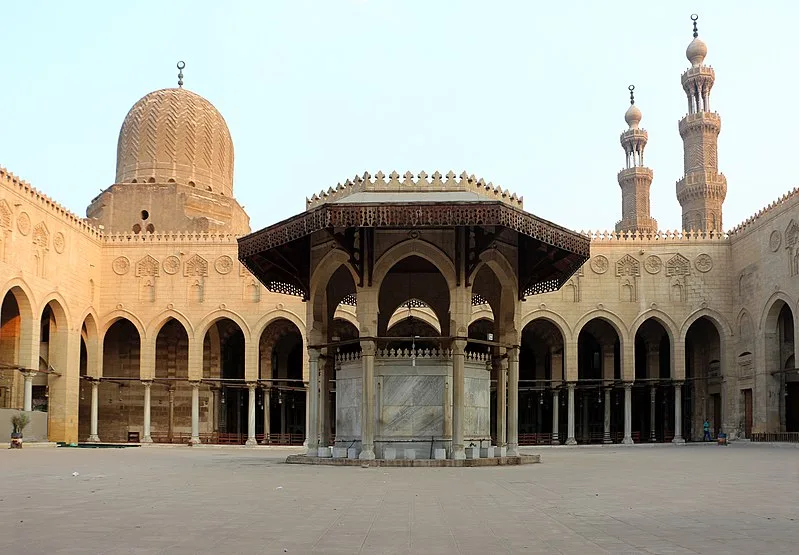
163,255 -> 180,275
17,212 -> 31,235
644,255 -> 662,274
112,256 -> 130,275
214,255 -> 234,275
770,230 -> 782,252
590,255 -> 609,274
53,232 -> 66,254
695,253 -> 713,273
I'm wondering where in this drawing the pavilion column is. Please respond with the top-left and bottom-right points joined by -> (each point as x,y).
603,387 -> 612,444
565,382 -> 577,444
167,387 -> 175,442
551,389 -> 560,444
673,382 -> 685,444
495,356 -> 507,447
246,382 -> 257,446
649,385 -> 657,442
262,387 -> 271,444
507,346 -> 520,456
87,380 -> 100,443
306,348 -> 320,455
359,340 -> 376,460
23,371 -> 34,411
190,381 -> 201,445
142,381 -> 153,443
622,382 -> 634,444
451,339 -> 467,460
319,356 -> 332,447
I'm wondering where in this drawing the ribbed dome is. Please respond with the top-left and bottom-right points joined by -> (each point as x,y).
624,104 -> 642,129
115,88 -> 234,197
686,37 -> 707,67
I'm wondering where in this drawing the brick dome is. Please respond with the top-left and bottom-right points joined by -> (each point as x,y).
115,88 -> 234,197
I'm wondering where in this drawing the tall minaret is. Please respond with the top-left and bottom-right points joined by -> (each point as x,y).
616,85 -> 657,234
676,14 -> 727,233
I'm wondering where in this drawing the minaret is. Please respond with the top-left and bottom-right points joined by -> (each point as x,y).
616,85 -> 657,234
676,14 -> 727,233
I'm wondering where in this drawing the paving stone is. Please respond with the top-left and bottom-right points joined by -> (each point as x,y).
0,445 -> 796,554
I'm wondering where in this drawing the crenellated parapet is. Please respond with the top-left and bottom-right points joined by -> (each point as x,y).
0,166 -> 102,238
728,186 -> 799,237
305,170 -> 524,210
584,229 -> 728,242
102,230 -> 239,244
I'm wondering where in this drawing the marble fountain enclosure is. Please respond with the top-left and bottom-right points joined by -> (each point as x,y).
335,349 -> 491,459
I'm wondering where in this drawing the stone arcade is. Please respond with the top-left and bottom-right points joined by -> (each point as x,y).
238,175 -> 589,460
1,16 -> 799,447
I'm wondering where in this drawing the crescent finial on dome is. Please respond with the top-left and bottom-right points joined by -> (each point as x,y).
686,14 -> 708,67
624,85 -> 642,129
177,61 -> 185,88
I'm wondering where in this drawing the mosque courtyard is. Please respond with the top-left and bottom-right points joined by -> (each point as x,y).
0,445 -> 795,554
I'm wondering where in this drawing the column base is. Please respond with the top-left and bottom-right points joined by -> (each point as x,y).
622,436 -> 634,445
141,436 -> 153,444
189,437 -> 201,445
451,445 -> 466,460
86,435 -> 100,443
672,437 -> 685,445
306,446 -> 318,456
565,437 -> 577,445
358,448 -> 376,460
506,443 -> 519,456
551,435 -> 559,445
245,438 -> 258,446
649,435 -> 657,443
603,436 -> 612,444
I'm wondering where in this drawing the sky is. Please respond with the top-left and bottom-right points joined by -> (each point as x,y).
1,0 -> 797,233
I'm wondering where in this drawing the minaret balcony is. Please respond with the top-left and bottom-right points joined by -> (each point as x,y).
676,172 -> 727,202
681,65 -> 715,83
619,128 -> 648,142
678,112 -> 721,136
617,167 -> 653,181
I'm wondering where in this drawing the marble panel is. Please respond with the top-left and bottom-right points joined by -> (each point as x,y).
336,407 -> 361,438
380,404 -> 416,436
412,406 -> 444,436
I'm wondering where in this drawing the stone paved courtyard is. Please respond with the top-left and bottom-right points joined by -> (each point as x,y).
0,445 -> 796,554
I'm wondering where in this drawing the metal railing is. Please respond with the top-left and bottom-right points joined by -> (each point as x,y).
751,432 -> 799,443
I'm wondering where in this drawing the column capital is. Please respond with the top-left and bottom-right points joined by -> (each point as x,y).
452,338 -> 467,355
22,370 -> 37,379
359,339 -> 376,357
141,380 -> 153,387
566,381 -> 576,390
623,382 -> 633,390
247,381 -> 257,390
308,347 -> 322,362
189,380 -> 201,388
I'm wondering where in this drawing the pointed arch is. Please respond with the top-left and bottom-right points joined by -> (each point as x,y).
252,309 -> 306,343
100,309 -> 146,339
333,304 -> 358,329
469,248 -> 518,299
521,309 -> 573,343
759,291 -> 796,332
38,291 -> 73,331
195,309 -> 251,344
146,308 -> 194,341
387,307 -> 442,334
630,309 -> 679,344
372,239 -> 457,293
1,278 -> 36,320
470,305 -> 494,326
680,307 -> 732,343
573,309 -> 629,344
